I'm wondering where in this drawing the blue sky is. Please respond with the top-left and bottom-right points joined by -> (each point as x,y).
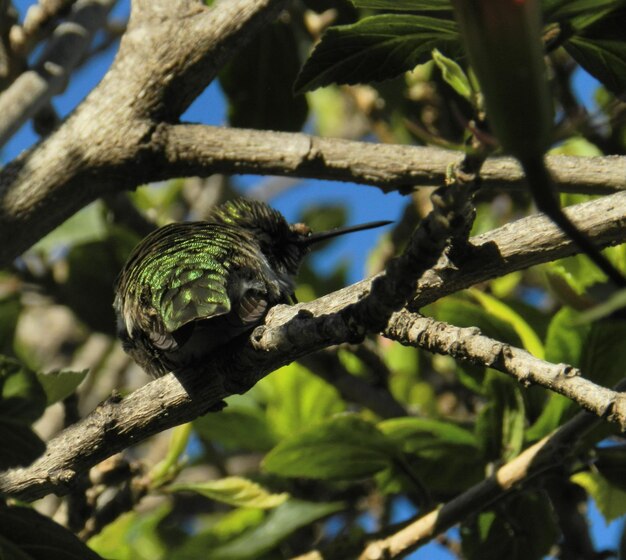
4,1 -> 623,558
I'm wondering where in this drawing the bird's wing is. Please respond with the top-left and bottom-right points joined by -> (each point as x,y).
158,254 -> 232,334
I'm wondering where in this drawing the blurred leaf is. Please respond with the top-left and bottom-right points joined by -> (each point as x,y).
169,509 -> 265,559
130,181 -> 185,224
263,414 -> 396,480
572,470 -> 626,523
490,272 -> 523,300
432,48 -> 472,102
0,356 -> 46,423
220,21 -> 308,131
0,357 -> 47,468
58,228 -> 139,334
203,500 -> 343,560
260,362 -> 345,439
170,477 -> 288,509
307,86 -> 353,137
543,0 -> 625,22
150,423 -> 192,486
0,506 -> 104,559
0,295 -> 21,356
595,446 -> 626,492
32,202 -> 106,253
88,503 -> 171,560
476,370 -> 525,462
575,288 -> 626,323
461,491 -> 557,560
470,290 -> 544,358
296,15 -> 459,92
548,135 -> 603,156
351,0 -> 452,10
194,407 -> 277,452
36,370 -> 88,406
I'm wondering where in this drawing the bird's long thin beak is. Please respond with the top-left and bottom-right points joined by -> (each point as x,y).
298,220 -> 393,247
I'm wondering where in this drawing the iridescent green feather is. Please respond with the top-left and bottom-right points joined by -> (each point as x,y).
119,223 -> 248,333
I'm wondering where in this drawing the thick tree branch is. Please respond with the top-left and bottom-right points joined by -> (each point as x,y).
153,124 -> 626,196
0,0 -> 286,266
2,192 -> 626,501
0,0 -> 115,147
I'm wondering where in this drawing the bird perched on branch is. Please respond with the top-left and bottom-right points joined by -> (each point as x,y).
114,198 -> 390,378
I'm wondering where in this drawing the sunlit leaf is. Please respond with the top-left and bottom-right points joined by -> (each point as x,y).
36,370 -> 88,406
432,48 -> 472,101
170,477 -> 288,509
263,414 -> 396,480
260,362 -> 345,439
470,289 -> 544,359
203,500 -> 343,560
194,406 -> 277,452
572,471 -> 626,523
296,15 -> 459,92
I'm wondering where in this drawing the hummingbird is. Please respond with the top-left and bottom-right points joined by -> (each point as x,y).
114,198 -> 391,379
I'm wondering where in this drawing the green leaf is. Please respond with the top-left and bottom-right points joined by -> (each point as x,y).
461,491 -> 557,560
432,48 -> 472,102
295,14 -> 459,92
203,500 -> 343,560
168,509 -> 265,559
263,415 -> 396,480
0,356 -> 46,469
565,8 -> 626,96
379,417 -> 483,493
476,371 -> 525,462
0,357 -> 47,423
470,289 -> 544,359
260,362 -> 344,439
150,423 -> 193,486
170,477 -> 289,510
0,506 -> 104,559
572,471 -> 626,523
36,370 -> 88,406
351,0 -> 452,10
219,21 -> 308,131
88,503 -> 171,560
194,406 -> 277,452
32,202 -> 107,253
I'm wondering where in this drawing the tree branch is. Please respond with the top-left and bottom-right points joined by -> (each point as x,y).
0,0 -> 286,265
1,191 -> 625,501
355,407 -> 604,560
0,0 -> 115,147
153,124 -> 626,196
384,312 -> 626,429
